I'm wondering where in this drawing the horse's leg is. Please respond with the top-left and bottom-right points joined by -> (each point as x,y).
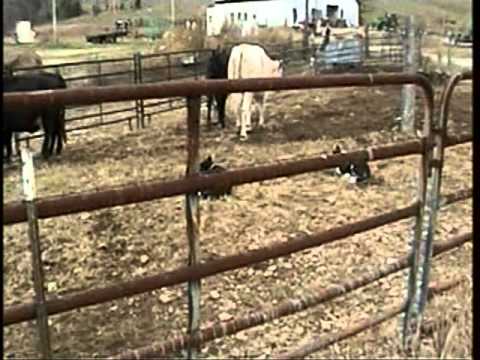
57,106 -> 67,155
5,131 -> 13,163
14,133 -> 21,157
240,93 -> 252,140
217,94 -> 227,129
207,95 -> 213,128
48,131 -> 56,156
42,133 -> 51,159
257,92 -> 268,128
56,130 -> 63,155
41,114 -> 52,159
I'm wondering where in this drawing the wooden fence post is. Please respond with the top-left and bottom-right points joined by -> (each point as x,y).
138,53 -> 145,128
167,54 -> 173,109
400,15 -> 418,132
21,148 -> 53,359
364,24 -> 370,59
97,55 -> 104,124
133,52 -> 145,129
185,96 -> 202,359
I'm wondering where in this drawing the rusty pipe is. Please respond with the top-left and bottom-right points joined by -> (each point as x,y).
4,132 -> 470,226
436,71 -> 473,194
3,203 -> 418,326
4,73 -> 433,110
3,140 -> 424,225
275,278 -> 464,359
109,233 -> 470,359
441,188 -> 472,207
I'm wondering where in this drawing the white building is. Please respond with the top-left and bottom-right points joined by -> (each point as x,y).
206,0 -> 361,36
15,21 -> 36,44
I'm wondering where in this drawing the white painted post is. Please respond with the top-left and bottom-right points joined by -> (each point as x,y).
171,0 -> 175,28
401,15 -> 417,132
52,0 -> 58,43
21,148 -> 52,359
185,97 -> 202,360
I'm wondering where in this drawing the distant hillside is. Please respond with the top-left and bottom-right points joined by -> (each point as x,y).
3,0 -> 211,33
4,0 -> 471,40
362,0 -> 471,31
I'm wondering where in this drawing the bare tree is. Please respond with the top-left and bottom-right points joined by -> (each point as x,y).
105,0 -> 118,13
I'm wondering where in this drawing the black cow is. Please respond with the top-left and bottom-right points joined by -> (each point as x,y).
198,155 -> 232,199
206,47 -> 230,129
3,72 -> 67,162
333,145 -> 371,184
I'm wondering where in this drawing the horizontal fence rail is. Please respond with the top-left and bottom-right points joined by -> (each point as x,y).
274,278 -> 464,359
3,73 -> 434,109
4,184 -> 471,327
4,132 -> 473,226
109,233 -> 471,359
4,138 -> 426,224
3,203 -> 418,326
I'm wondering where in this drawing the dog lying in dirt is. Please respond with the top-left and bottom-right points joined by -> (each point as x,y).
198,155 -> 232,199
333,145 -> 371,184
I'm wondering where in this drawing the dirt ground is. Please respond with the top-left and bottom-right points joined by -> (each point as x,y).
3,82 -> 472,358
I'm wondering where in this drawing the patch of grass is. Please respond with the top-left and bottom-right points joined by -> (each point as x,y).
364,0 -> 471,32
40,40 -> 89,50
2,179 -> 18,198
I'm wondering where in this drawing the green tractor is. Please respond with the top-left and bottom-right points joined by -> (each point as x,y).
370,13 -> 399,32
447,23 -> 472,46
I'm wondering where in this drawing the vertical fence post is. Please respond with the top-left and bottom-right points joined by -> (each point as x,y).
364,24 -> 370,59
400,15 -> 418,132
97,56 -> 104,124
447,42 -> 452,68
193,52 -> 199,80
21,148 -> 52,359
401,74 -> 460,351
138,53 -> 145,128
417,30 -> 424,68
129,54 -> 136,131
133,52 -> 143,130
185,96 -> 202,359
167,54 -> 173,109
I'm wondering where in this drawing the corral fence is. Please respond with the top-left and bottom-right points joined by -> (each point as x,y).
312,21 -> 423,74
7,30 -> 412,149
3,71 -> 472,358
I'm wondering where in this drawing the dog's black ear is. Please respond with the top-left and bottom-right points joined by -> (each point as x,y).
333,144 -> 342,154
200,156 -> 211,171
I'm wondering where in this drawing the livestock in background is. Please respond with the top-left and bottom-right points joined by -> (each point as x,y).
333,145 -> 371,184
227,43 -> 283,140
4,49 -> 43,74
3,72 -> 68,162
198,155 -> 232,199
205,46 -> 231,129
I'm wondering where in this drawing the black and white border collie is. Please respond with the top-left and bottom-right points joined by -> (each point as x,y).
198,155 -> 232,199
333,145 -> 371,184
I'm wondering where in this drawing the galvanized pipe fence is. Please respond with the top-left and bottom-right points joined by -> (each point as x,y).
2,72 -> 472,358
9,34 -> 407,148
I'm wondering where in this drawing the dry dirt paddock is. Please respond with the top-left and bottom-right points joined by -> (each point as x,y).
3,82 -> 472,358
